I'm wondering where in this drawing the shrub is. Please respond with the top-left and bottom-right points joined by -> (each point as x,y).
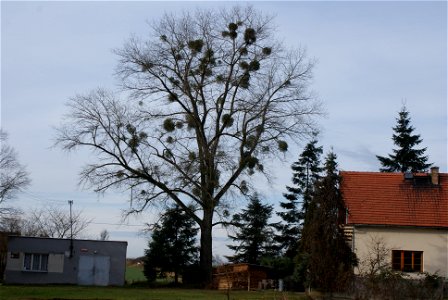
352,271 -> 445,300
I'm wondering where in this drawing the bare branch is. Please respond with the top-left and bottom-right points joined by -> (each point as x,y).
0,130 -> 31,207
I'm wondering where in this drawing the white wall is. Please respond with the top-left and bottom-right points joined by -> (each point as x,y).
353,226 -> 448,277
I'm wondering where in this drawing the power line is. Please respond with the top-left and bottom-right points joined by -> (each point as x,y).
17,191 -> 148,228
90,221 -> 147,227
19,190 -> 125,207
20,190 -> 68,203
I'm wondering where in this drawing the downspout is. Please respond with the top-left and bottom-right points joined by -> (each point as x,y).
68,200 -> 74,258
352,226 -> 355,252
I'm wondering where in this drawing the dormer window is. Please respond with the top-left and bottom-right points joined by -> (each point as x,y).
413,175 -> 431,186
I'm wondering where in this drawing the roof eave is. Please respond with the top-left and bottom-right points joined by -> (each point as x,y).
348,223 -> 448,230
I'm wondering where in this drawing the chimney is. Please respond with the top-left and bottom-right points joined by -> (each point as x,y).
430,166 -> 439,185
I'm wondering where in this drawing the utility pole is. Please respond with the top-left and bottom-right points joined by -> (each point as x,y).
68,200 -> 73,258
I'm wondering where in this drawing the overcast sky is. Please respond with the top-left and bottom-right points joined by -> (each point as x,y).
2,1 -> 447,258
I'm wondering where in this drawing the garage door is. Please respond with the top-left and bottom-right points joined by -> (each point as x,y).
77,255 -> 110,286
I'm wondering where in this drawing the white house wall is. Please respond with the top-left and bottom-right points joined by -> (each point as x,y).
353,226 -> 448,277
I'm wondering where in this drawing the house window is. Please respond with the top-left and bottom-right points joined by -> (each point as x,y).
23,253 -> 49,272
392,250 -> 423,272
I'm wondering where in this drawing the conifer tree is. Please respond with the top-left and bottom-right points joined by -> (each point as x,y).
226,194 -> 276,265
300,151 -> 357,294
144,204 -> 198,284
377,106 -> 431,172
275,138 -> 323,257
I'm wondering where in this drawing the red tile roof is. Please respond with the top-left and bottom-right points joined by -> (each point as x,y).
340,171 -> 448,228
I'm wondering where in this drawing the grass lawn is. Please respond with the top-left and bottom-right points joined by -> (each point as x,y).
125,265 -> 146,283
0,285 -> 307,300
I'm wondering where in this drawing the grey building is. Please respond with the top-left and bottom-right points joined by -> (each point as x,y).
4,236 -> 127,286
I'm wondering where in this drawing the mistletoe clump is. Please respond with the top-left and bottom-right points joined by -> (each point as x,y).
278,140 -> 288,152
222,114 -> 234,127
188,39 -> 204,54
163,118 -> 176,132
244,28 -> 257,44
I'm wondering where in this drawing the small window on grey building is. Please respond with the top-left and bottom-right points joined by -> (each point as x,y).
10,252 -> 19,259
24,253 -> 49,272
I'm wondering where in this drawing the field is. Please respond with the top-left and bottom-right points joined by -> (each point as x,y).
0,285 -> 307,300
125,260 -> 174,285
125,264 -> 146,283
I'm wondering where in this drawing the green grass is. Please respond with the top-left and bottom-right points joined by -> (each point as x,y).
0,285 -> 307,300
125,265 -> 146,283
125,265 -> 173,285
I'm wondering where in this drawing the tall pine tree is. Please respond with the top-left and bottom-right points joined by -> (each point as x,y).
377,106 -> 431,172
144,204 -> 198,284
300,151 -> 357,294
275,138 -> 323,258
226,194 -> 276,265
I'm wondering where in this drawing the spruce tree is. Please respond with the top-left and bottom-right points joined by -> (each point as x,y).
300,151 -> 357,294
226,194 -> 276,265
144,204 -> 198,284
377,106 -> 431,172
275,138 -> 323,258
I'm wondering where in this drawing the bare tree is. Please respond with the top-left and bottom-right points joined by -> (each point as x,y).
0,209 -> 23,233
0,205 -> 90,238
357,235 -> 391,276
99,229 -> 110,240
0,130 -> 30,213
27,205 -> 90,238
55,6 -> 321,285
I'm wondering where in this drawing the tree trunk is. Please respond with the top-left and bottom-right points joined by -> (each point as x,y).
200,209 -> 213,288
